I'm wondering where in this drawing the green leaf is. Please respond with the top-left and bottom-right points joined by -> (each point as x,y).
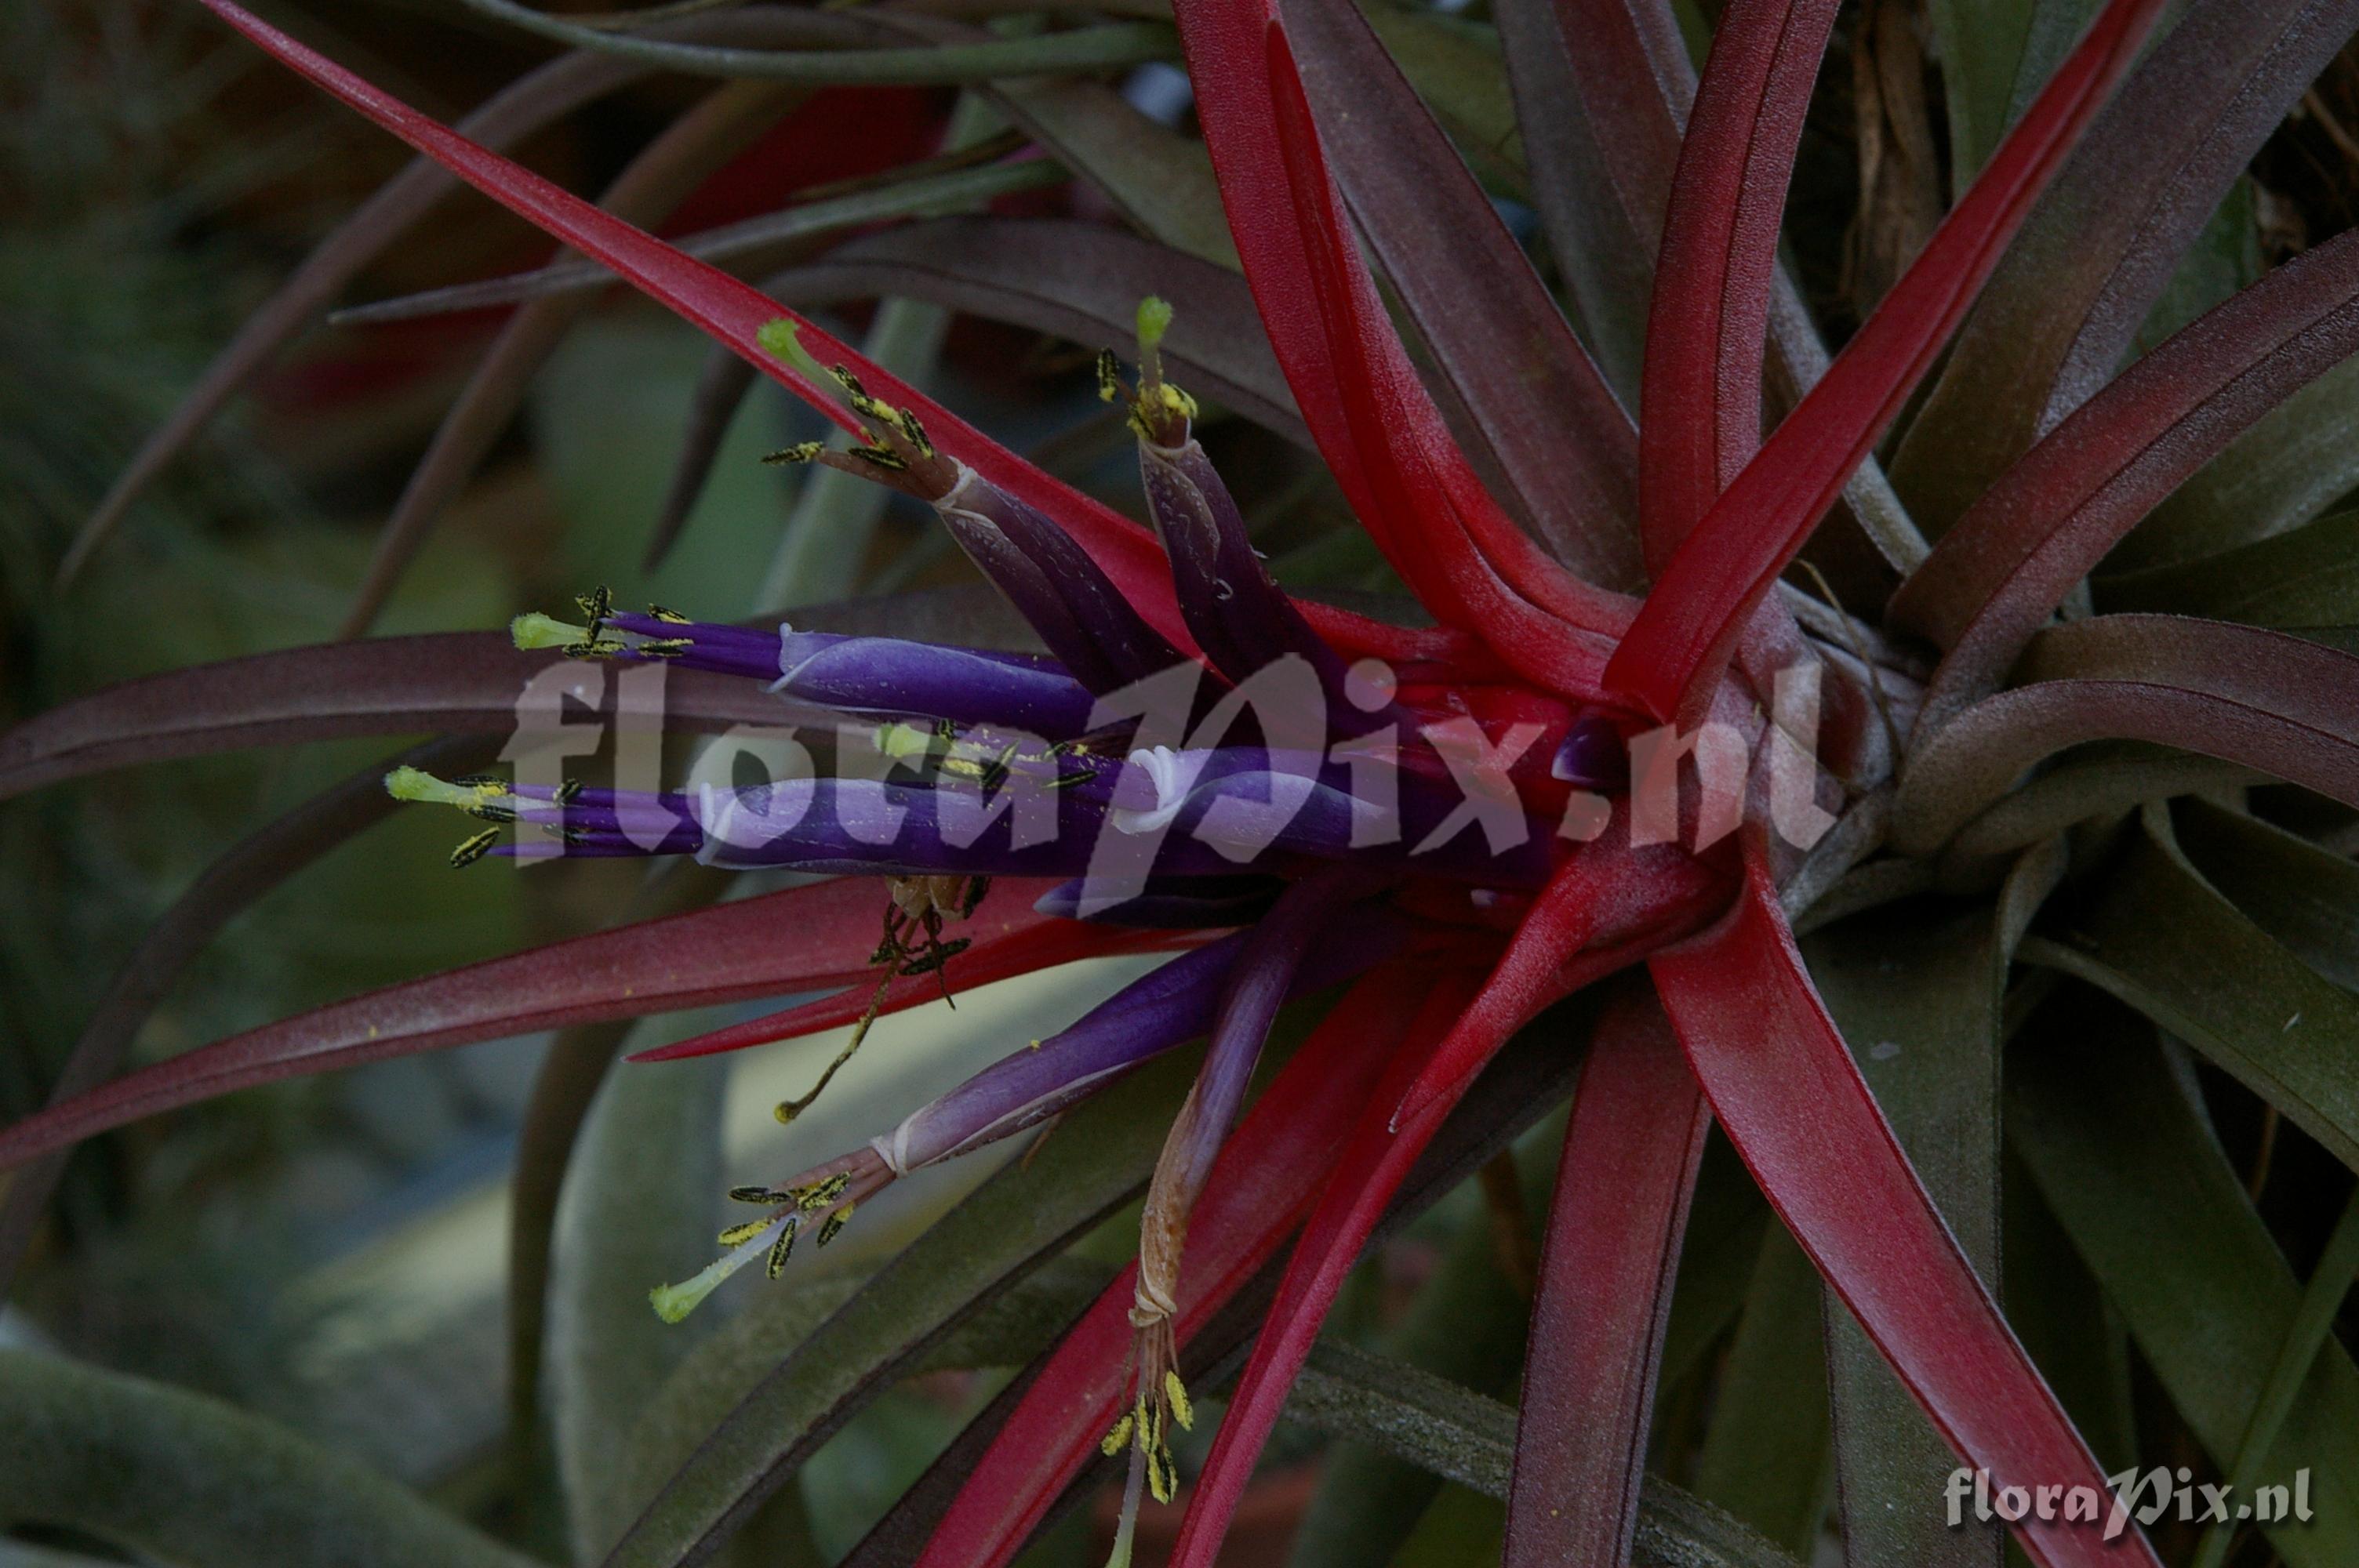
598,1042 -> 1203,1568
1361,8 -> 1525,191
2116,345 -> 2359,570
552,1016 -> 736,1561
1691,1226 -> 1831,1557
2103,507 -> 2359,627
990,77 -> 1236,264
2019,808 -> 2359,1171
2191,1188 -> 2359,1568
1285,1341 -> 1805,1568
0,1349 -> 536,1568
1927,0 -> 2098,191
1289,1138 -> 1550,1568
2171,796 -> 2359,989
1806,901 -> 2008,1567
2008,1025 -> 2359,1568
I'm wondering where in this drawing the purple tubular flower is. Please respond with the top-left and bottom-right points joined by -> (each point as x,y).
1137,434 -> 1352,699
874,902 -> 1414,1175
1033,873 -> 1284,927
1552,712 -> 1630,789
935,464 -> 1198,696
772,629 -> 1097,737
1112,746 -> 1554,886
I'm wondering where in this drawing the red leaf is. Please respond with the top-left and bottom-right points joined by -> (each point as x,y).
1164,967 -> 1488,1568
1893,614 -> 2359,858
912,964 -> 1431,1568
1605,0 -> 2168,723
1278,0 -> 1645,592
1390,824 -> 1732,1126
1172,0 -> 1634,688
187,0 -> 1199,656
1503,983 -> 1708,1568
1637,0 -> 1842,570
1647,844 -> 2163,1568
629,922 -> 1203,1061
0,876 -> 1061,1171
1889,227 -> 2359,731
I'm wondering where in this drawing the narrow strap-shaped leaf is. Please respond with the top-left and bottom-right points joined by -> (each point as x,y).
2191,1188 -> 2359,1568
1294,1341 -> 1808,1568
0,1350 -> 539,1568
0,876 -> 1063,1172
1892,614 -> 2359,856
1173,0 -> 1637,684
2011,1025 -> 2359,1568
0,585 -> 1042,802
627,920 -> 1196,1061
0,736 -> 495,1302
2116,355 -> 2359,570
453,0 -> 1179,84
1503,984 -> 1710,1568
1808,902 -> 2012,1568
1605,0 -> 2166,724
341,78 -> 803,639
1892,0 -> 2359,538
1279,0 -> 1645,591
0,634 -> 775,800
2099,506 -> 2359,628
753,218 -> 1307,445
1648,844 -> 2161,1568
186,0 -> 1202,657
2016,809 -> 2359,1173
1892,227 -> 2359,730
1691,1224 -> 1831,1554
1637,0 -> 1843,568
54,9 -> 841,586
2172,794 -> 2359,989
1491,0 -> 1658,401
1165,969 -> 1490,1568
900,965 -> 1423,1568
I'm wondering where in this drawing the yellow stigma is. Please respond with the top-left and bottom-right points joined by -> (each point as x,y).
511,611 -> 590,651
1135,295 -> 1174,355
384,766 -> 507,810
758,317 -> 831,384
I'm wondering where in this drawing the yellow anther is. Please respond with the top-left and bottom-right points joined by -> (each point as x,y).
718,1218 -> 774,1247
1101,1413 -> 1135,1456
761,441 -> 827,466
1163,1370 -> 1194,1430
816,1204 -> 853,1247
449,829 -> 500,869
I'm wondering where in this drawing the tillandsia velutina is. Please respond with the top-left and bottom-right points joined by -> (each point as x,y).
15,0 -> 2359,1565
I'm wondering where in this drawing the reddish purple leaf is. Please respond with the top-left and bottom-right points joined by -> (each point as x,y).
1172,0 -> 1637,686
1278,0 -> 1645,591
0,634 -> 780,802
1605,0 -> 2168,724
1648,844 -> 2162,1568
1893,614 -> 2359,857
0,877 -> 1061,1173
1890,227 -> 2359,730
1503,982 -> 1709,1568
1637,0 -> 1842,570
1892,0 -> 2359,535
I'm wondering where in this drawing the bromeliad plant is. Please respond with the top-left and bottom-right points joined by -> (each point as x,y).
8,0 -> 2359,1566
